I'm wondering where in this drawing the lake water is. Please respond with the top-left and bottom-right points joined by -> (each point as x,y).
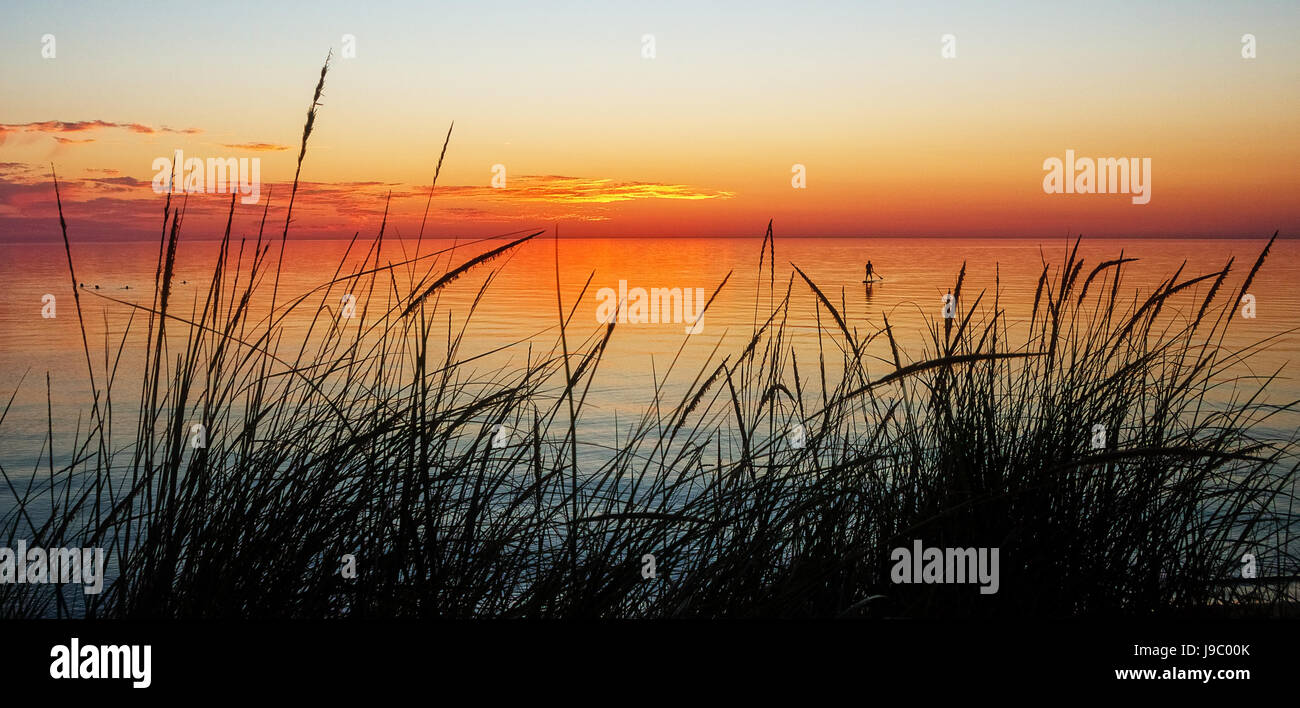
1,235 -> 1297,500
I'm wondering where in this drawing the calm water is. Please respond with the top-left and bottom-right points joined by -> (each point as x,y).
1,236 -> 1297,484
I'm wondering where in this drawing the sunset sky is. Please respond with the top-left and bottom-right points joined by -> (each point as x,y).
1,0 -> 1297,241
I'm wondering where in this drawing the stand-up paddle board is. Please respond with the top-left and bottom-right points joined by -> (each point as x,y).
861,277 -> 884,283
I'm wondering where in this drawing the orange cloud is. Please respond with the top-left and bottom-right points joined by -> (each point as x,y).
0,120 -> 202,144
429,175 -> 734,205
0,166 -> 736,241
500,175 -> 734,204
220,142 -> 290,152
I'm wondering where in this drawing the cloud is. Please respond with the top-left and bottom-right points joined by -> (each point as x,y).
509,175 -> 734,203
54,137 -> 96,144
0,162 -> 40,177
84,175 -> 150,188
0,169 -> 733,240
0,180 -> 51,203
433,175 -> 734,204
0,120 -> 202,144
220,142 -> 290,152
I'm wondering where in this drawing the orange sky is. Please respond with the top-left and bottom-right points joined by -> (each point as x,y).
1,1 -> 1297,241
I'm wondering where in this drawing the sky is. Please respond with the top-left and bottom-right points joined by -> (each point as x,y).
1,0 -> 1297,241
